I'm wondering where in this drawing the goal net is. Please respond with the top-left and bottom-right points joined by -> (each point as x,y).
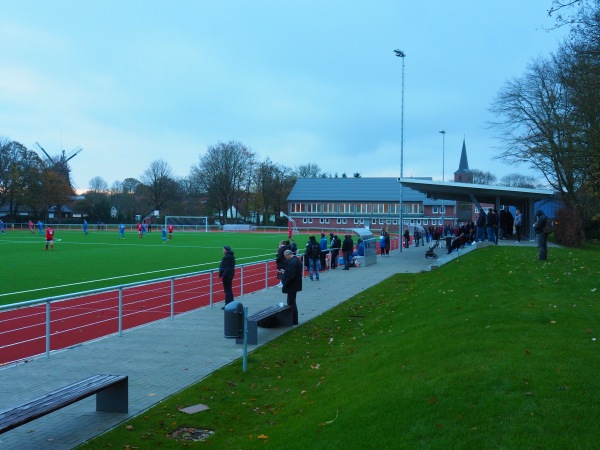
164,216 -> 209,232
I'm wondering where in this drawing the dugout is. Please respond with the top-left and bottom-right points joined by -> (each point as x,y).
350,228 -> 377,266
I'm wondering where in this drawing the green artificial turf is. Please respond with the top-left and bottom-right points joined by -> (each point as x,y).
0,229 -> 290,306
79,244 -> 600,450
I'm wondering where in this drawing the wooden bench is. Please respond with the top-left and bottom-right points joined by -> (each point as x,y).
0,374 -> 128,434
237,304 -> 293,345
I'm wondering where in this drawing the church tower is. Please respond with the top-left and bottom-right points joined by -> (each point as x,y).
454,138 -> 473,183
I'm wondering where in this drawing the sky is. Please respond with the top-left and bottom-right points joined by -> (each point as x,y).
1,1 -> 569,192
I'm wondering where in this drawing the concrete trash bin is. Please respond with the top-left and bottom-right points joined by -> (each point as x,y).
224,301 -> 244,338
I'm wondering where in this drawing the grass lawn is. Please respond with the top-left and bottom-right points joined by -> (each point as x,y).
0,229 -> 290,306
79,244 -> 600,450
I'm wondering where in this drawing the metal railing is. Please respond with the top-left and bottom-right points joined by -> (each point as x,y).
0,256 -> 283,366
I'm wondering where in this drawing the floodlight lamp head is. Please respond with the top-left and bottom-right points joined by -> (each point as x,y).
439,130 -> 446,134
394,49 -> 405,58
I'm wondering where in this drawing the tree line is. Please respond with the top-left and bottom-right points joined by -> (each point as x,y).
1,139 -> 363,226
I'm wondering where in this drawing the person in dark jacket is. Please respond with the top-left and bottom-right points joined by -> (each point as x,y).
319,232 -> 328,270
306,235 -> 321,281
533,210 -> 548,260
476,210 -> 486,242
282,250 -> 303,325
219,245 -> 236,309
341,234 -> 354,270
329,233 -> 340,269
275,240 -> 290,287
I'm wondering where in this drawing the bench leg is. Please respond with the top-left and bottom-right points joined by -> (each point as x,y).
96,377 -> 128,413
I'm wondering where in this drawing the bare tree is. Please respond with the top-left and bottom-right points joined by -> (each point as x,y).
296,163 -> 321,178
471,169 -> 497,185
489,57 -> 584,207
140,159 -> 176,211
88,176 -> 109,193
190,141 -> 255,224
499,173 -> 546,189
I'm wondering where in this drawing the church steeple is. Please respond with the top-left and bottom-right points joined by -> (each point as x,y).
454,138 -> 473,183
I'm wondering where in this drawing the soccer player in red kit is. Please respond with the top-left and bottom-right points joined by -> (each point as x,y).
45,226 -> 54,251
168,224 -> 174,240
137,222 -> 143,238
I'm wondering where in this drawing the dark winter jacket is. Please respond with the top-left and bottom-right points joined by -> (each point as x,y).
276,245 -> 290,270
282,255 -> 303,294
342,235 -> 354,253
533,210 -> 548,235
219,250 -> 235,279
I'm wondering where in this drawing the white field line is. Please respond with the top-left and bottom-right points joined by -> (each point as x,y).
0,252 -> 274,298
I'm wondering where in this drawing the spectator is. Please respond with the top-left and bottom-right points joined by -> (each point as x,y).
330,233 -> 341,269
533,210 -> 548,260
275,240 -> 290,288
341,234 -> 354,270
219,245 -> 236,309
319,232 -> 328,270
306,235 -> 321,281
379,232 -> 386,255
476,210 -> 486,242
514,208 -> 523,243
281,249 -> 302,325
384,231 -> 391,255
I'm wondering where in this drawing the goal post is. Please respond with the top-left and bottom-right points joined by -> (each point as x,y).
164,216 -> 209,232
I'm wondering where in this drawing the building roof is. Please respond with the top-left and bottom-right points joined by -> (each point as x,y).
287,177 -> 453,205
398,178 -> 555,205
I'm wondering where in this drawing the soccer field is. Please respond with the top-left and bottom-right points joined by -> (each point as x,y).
0,229 -> 290,306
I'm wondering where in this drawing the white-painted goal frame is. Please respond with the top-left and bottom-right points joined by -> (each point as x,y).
164,216 -> 209,232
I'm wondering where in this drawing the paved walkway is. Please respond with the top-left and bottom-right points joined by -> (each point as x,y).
0,239 -> 536,449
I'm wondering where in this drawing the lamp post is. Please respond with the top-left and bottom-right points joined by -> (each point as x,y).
394,49 -> 405,252
439,130 -> 446,182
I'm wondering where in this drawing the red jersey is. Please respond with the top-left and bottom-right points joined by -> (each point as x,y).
45,228 -> 54,240
137,223 -> 142,232
168,225 -> 174,233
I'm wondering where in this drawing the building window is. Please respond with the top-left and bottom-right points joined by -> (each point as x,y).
303,218 -> 313,224
432,206 -> 439,213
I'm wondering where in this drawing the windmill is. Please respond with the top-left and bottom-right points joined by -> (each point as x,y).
35,142 -> 83,190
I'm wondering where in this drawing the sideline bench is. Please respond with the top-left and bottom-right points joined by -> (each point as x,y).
237,304 -> 293,345
0,374 -> 128,434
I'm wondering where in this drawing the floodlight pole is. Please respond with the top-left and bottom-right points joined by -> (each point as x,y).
395,49 -> 406,252
439,130 -> 446,182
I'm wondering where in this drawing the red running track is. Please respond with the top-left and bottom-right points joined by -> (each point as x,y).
0,261 -> 279,365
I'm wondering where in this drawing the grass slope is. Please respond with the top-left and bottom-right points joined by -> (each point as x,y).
0,230 -> 288,305
80,245 -> 600,450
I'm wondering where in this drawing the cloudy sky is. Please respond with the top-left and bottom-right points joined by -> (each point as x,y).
1,1 -> 568,192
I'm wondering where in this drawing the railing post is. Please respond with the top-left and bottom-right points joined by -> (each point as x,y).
170,277 -> 175,319
209,271 -> 213,308
45,300 -> 51,359
265,261 -> 269,289
240,265 -> 244,299
118,287 -> 123,337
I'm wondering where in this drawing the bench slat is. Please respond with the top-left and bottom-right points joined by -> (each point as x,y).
0,374 -> 127,433
248,305 -> 289,322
